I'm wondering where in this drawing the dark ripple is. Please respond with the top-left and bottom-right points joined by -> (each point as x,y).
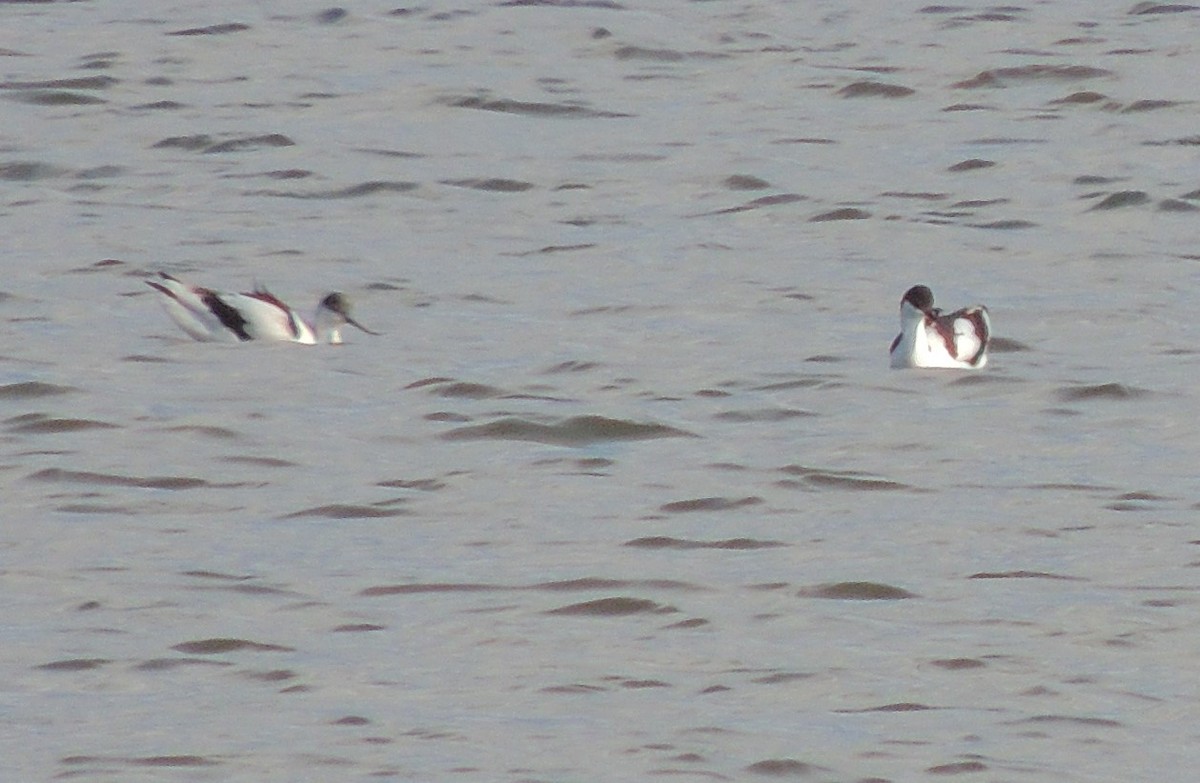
837,702 -> 935,712
182,569 -> 257,581
659,496 -> 763,513
225,169 -> 313,180
1106,490 -> 1166,511
942,9 -> 1027,23
1088,190 -> 1151,210
613,45 -> 724,62
724,174 -> 771,190
953,64 -> 1112,88
355,147 -> 425,159
5,415 -> 117,434
542,683 -> 607,694
931,657 -> 987,670
746,759 -> 830,777
1121,98 -> 1181,112
0,76 -> 117,90
948,158 -> 995,172
362,578 -> 700,598
425,411 -> 471,423
376,477 -> 447,491
838,80 -> 915,98
0,161 -> 69,180
5,91 -> 104,106
535,577 -> 700,591
316,7 -> 348,23
413,378 -> 566,401
282,504 -> 409,519
152,133 -> 294,154
713,408 -> 815,422
954,197 -> 1008,208
778,464 -> 910,492
441,415 -> 696,445
192,580 -> 295,596
62,755 -> 218,768
809,207 -> 871,221
171,638 -> 293,654
616,678 -> 670,688
544,360 -> 601,373
1016,714 -> 1123,728
161,424 -> 238,440
882,190 -> 947,201
56,504 -> 135,514
697,193 -> 806,216
1024,482 -> 1115,492
751,672 -> 815,685
1129,2 -> 1200,13
1049,90 -> 1108,105
222,455 -> 297,468
0,381 -> 74,399
132,100 -> 186,111
798,582 -> 917,600
77,165 -> 124,180
1146,135 -> 1200,146
516,243 -> 598,256
36,658 -> 110,672
168,23 -> 251,36
545,597 -> 675,616
1056,382 -> 1147,401
152,134 -> 217,151
444,94 -> 632,119
205,134 -> 295,153
970,136 -> 1047,146
26,468 -> 217,490
969,219 -> 1038,229
69,258 -> 124,273
249,180 -> 418,199
241,669 -> 297,682
442,178 -> 535,192
360,583 -> 498,596
943,103 -> 994,112
968,570 -> 1083,580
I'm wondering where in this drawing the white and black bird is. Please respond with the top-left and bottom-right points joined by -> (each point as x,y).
889,285 -> 990,369
146,272 -> 378,344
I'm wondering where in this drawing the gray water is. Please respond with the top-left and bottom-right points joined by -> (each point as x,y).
3,2 -> 1200,781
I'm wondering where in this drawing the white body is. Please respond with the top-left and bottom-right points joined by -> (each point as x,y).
890,290 -> 990,369
147,273 -> 374,345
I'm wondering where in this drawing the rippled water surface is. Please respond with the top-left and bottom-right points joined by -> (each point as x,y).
4,2 -> 1200,781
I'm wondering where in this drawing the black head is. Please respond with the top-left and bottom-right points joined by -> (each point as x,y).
320,292 -> 352,316
901,285 -> 934,311
319,292 -> 381,336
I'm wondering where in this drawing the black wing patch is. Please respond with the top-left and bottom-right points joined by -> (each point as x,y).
201,291 -> 253,341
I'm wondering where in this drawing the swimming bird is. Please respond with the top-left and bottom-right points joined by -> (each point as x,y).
146,272 -> 379,344
889,285 -> 990,369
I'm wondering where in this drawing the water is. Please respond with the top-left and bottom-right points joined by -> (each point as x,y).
3,1 -> 1200,780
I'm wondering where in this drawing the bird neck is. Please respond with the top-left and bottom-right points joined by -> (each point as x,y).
312,305 -> 343,344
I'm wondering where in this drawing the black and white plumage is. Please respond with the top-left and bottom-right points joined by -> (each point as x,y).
146,272 -> 378,344
889,285 -> 990,369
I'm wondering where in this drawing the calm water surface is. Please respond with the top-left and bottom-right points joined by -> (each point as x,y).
3,2 -> 1200,781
